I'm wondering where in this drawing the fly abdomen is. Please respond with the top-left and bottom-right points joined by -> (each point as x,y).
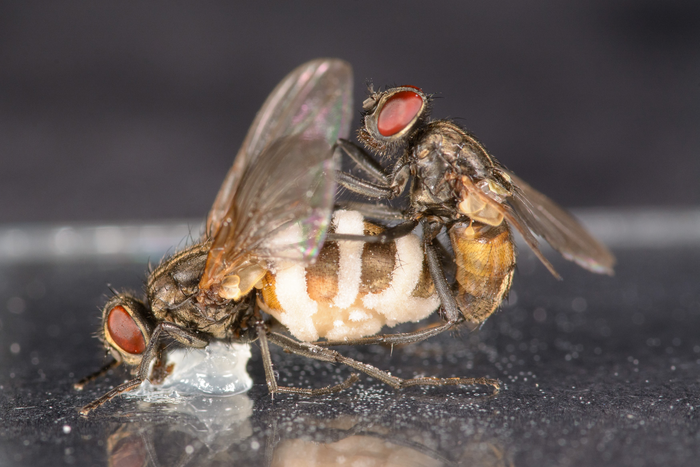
260,210 -> 439,342
449,221 -> 516,326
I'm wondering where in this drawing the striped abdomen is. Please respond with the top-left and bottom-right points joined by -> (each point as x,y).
260,210 -> 439,342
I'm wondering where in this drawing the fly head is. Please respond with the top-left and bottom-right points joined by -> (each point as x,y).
358,85 -> 431,157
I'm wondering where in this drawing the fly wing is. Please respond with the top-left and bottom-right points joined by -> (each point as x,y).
200,59 -> 353,291
200,137 -> 339,290
505,172 -> 615,275
457,171 -> 615,278
207,59 -> 353,236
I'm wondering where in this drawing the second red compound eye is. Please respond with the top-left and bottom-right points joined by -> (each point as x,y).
376,90 -> 424,137
107,305 -> 146,354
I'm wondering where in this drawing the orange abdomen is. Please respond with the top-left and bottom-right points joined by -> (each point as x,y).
449,222 -> 516,325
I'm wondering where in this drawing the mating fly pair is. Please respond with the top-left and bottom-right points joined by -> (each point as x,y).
76,59 -> 498,415
76,58 -> 615,414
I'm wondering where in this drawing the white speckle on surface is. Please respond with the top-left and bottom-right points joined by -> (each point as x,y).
62,425 -> 71,434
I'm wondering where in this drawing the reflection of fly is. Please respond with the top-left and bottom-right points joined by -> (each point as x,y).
331,85 -> 615,348
76,60 -> 497,415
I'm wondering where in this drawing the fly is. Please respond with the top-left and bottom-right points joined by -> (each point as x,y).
327,84 -> 615,350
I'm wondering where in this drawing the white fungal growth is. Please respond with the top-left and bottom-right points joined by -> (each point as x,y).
330,210 -> 364,309
267,210 -> 440,342
362,233 -> 440,325
273,260 -> 320,342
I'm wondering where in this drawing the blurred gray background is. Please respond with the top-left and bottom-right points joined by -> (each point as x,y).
1,0 -> 698,224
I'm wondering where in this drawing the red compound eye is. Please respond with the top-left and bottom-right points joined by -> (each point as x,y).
107,305 -> 146,354
376,90 -> 424,137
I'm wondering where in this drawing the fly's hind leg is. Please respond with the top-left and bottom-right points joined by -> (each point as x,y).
315,230 -> 468,349
314,321 -> 454,347
267,332 -> 499,394
256,323 -> 359,396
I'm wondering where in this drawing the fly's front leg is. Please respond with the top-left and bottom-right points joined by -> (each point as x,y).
336,172 -> 395,199
79,323 -> 208,416
268,332 -> 499,394
256,323 -> 359,396
74,358 -> 120,390
336,139 -> 390,185
335,139 -> 409,200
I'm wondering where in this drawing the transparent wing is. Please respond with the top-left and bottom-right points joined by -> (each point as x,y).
199,59 -> 353,291
505,172 -> 615,275
200,137 -> 339,290
207,58 -> 353,236
457,171 -> 615,277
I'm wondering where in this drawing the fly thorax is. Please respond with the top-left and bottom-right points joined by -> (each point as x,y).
147,245 -> 208,320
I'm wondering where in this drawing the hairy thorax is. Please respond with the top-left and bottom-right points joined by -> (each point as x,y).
410,121 -> 496,217
146,242 -> 249,339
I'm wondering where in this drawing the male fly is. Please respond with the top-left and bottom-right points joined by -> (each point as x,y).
329,84 -> 616,348
75,60 -> 497,415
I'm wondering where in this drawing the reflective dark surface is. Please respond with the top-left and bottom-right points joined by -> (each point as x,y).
1,215 -> 699,466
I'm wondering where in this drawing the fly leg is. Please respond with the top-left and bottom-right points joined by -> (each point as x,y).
267,332 -> 499,394
313,322 -> 455,347
326,219 -> 418,244
79,323 -> 208,416
316,223 -> 468,348
336,139 -> 389,185
336,172 -> 396,199
334,201 -> 408,222
423,224 -> 466,327
256,323 -> 359,396
335,139 -> 409,199
73,358 -> 120,390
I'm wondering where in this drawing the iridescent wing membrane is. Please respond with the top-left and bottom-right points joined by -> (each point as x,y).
505,172 -> 615,275
458,166 -> 615,277
199,59 -> 353,292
